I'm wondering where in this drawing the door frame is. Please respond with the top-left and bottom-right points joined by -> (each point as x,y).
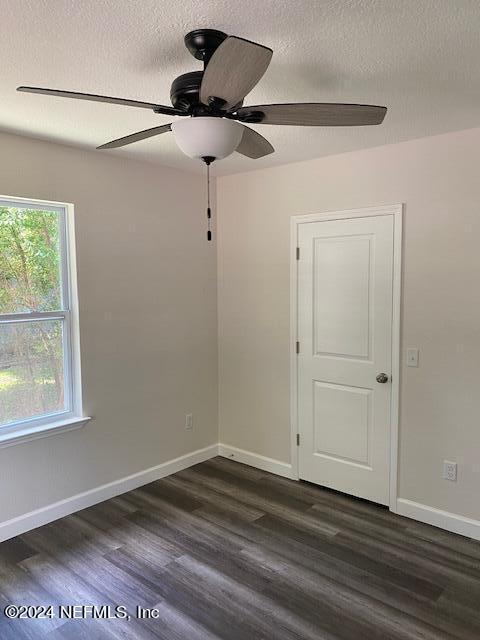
290,204 -> 403,512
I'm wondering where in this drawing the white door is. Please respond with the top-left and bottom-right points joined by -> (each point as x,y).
297,214 -> 394,505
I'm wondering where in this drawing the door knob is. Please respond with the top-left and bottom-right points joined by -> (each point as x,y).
376,373 -> 389,384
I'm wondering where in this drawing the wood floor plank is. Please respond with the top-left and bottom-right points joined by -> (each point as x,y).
0,538 -> 38,564
154,553 -> 322,640
256,513 -> 443,600
197,506 -> 466,636
0,556 -> 67,636
177,467 -> 339,536
184,462 -> 316,512
200,507 -> 480,640
1,456 -> 479,639
138,598 -> 224,640
22,527 -> 162,610
307,500 -> 480,578
160,474 -> 266,521
205,456 -> 268,481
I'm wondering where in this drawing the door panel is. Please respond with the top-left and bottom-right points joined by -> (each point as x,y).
313,235 -> 372,359
297,215 -> 394,505
313,381 -> 372,468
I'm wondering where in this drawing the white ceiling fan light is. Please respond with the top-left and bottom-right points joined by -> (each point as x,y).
171,116 -> 244,161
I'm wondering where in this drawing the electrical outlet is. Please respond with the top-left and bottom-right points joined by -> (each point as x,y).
443,460 -> 457,482
185,413 -> 193,430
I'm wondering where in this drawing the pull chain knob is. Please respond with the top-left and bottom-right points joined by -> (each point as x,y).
203,156 -> 215,242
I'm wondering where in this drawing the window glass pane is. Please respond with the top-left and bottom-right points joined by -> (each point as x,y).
0,319 -> 65,426
0,206 -> 62,313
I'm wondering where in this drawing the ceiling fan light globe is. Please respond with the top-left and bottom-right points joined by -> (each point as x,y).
171,117 -> 243,160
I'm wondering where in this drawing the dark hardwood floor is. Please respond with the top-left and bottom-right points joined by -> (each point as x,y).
1,456 -> 480,639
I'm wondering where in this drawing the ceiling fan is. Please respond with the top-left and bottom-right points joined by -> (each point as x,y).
17,28 -> 387,164
17,29 -> 387,239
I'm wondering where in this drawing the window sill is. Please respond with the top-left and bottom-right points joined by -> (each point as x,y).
0,416 -> 91,449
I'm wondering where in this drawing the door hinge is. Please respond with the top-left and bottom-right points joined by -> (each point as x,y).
296,247 -> 300,260
296,341 -> 300,354
296,433 -> 300,446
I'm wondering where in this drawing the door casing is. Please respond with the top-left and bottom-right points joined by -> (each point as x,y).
290,204 -> 403,512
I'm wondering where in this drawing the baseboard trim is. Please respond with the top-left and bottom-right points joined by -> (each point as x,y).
0,443 -> 219,543
5,444 -> 477,544
397,498 -> 480,541
218,443 -> 294,479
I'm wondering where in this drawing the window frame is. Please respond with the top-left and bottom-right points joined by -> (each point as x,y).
0,195 -> 89,446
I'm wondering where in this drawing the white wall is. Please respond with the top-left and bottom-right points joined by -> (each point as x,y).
0,131 -> 218,523
217,127 -> 480,522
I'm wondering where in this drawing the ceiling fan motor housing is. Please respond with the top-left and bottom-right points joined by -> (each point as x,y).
170,71 -> 204,111
170,71 -> 243,114
171,29 -> 241,113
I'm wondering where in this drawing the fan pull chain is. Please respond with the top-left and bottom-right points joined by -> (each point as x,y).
206,162 -> 212,242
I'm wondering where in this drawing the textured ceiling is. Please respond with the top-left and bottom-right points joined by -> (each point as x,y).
1,0 -> 480,176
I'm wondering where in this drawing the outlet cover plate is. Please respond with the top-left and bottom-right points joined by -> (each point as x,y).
443,460 -> 457,481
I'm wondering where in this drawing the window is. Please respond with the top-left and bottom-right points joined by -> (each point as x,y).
0,196 -> 87,445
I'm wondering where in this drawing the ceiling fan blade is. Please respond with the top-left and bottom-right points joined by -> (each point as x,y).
236,125 -> 274,159
235,103 -> 387,126
17,86 -> 183,116
97,124 -> 172,149
200,36 -> 272,110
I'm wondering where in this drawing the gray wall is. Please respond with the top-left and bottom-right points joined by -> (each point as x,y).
0,131 -> 218,523
2,124 -> 480,528
217,127 -> 480,521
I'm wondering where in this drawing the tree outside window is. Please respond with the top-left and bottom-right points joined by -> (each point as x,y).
0,204 -> 68,426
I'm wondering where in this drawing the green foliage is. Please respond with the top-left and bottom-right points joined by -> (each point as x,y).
0,207 -> 61,313
0,208 -> 64,425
